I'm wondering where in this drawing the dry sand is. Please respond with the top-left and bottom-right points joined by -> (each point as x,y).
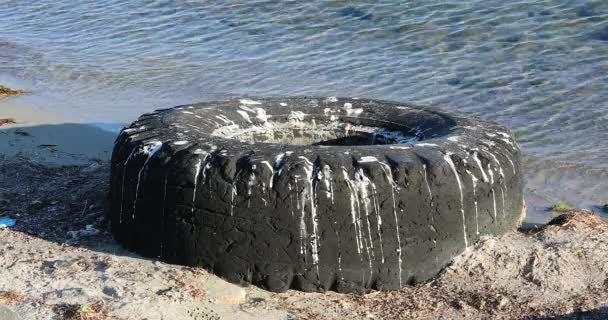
1,100 -> 608,320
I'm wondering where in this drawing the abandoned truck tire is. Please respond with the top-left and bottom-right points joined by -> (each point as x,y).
109,97 -> 525,293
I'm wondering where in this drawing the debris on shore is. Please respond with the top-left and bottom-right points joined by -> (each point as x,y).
0,85 -> 27,97
0,118 -> 16,127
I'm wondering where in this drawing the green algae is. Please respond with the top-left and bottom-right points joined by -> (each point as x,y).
549,204 -> 574,212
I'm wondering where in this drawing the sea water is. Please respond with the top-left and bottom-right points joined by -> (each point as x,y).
1,0 -> 607,222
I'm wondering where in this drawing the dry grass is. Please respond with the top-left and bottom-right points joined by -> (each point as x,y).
0,291 -> 26,304
54,302 -> 110,320
0,85 -> 27,97
0,118 -> 16,126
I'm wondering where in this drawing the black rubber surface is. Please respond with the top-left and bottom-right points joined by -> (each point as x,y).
109,97 -> 525,292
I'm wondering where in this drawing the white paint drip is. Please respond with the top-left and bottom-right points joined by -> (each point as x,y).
376,160 -> 402,284
502,151 -> 516,174
288,111 -> 306,122
260,160 -> 274,190
215,115 -> 235,125
322,165 -> 334,203
351,167 -> 380,284
321,164 -> 342,278
343,168 -> 371,283
443,153 -> 468,248
239,105 -> 256,113
132,141 -> 163,219
236,110 -> 253,123
500,185 -> 506,218
230,184 -> 237,216
274,151 -> 293,176
342,168 -> 372,281
472,151 -> 489,182
255,108 -> 270,124
500,138 -> 514,146
297,156 -> 321,276
346,108 -> 364,117
422,164 -> 433,210
292,176 -> 308,260
172,141 -> 188,146
488,164 -> 498,221
122,125 -> 145,134
342,169 -> 363,256
248,163 -> 256,197
415,143 -> 439,147
240,99 -> 262,105
466,169 -> 480,235
358,156 -> 378,163
191,158 -> 203,213
119,147 -> 139,224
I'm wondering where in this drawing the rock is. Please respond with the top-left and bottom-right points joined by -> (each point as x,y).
109,97 -> 524,293
102,286 -> 120,298
67,225 -> 99,239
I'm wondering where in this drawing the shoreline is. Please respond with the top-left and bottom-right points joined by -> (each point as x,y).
0,99 -> 116,165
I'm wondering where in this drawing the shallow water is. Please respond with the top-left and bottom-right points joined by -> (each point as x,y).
1,0 -> 607,222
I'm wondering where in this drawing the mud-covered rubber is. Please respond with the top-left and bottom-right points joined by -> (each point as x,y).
109,97 -> 524,293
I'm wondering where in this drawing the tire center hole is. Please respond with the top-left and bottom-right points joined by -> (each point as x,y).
211,118 -> 418,146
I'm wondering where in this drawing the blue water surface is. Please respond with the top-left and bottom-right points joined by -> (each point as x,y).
1,0 -> 607,221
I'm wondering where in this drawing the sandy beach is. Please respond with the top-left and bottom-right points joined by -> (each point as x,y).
0,98 -> 607,320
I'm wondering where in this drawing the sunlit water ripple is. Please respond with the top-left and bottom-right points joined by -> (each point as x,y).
1,0 -> 607,222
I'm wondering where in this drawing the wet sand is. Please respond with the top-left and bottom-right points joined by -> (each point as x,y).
0,100 -> 116,165
1,100 -> 608,319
